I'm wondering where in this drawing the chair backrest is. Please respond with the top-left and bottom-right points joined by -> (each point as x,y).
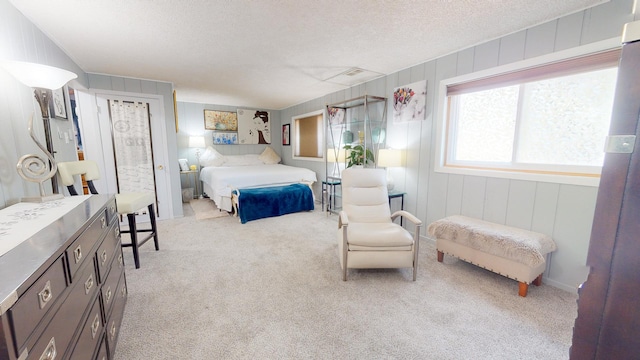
341,168 -> 391,223
57,160 -> 101,195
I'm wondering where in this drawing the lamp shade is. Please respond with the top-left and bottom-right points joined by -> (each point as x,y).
189,136 -> 206,148
377,149 -> 403,167
327,148 -> 347,163
1,61 -> 77,89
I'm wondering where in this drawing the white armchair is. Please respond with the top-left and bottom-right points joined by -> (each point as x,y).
338,168 -> 422,281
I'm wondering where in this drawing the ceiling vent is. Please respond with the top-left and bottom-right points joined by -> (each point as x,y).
324,67 -> 384,87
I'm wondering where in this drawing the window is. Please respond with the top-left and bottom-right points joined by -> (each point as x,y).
437,45 -> 620,186
292,110 -> 324,161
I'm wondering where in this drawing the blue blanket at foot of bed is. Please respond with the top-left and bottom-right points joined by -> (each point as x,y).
235,183 -> 314,224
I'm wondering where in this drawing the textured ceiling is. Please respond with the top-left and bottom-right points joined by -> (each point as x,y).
10,0 -> 605,110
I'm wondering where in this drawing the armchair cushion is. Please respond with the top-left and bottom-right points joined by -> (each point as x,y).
343,222 -> 414,249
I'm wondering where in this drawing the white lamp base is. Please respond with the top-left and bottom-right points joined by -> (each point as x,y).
386,174 -> 395,191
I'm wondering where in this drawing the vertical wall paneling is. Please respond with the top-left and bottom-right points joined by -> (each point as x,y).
473,39 -> 500,71
524,21 -> 559,59
445,174 -> 464,216
505,180 -> 537,229
580,0 -> 635,44
550,185 -> 598,287
555,11 -> 585,51
483,178 -> 510,224
460,175 -> 486,219
498,31 -> 526,65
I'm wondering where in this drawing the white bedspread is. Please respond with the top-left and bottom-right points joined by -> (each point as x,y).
200,164 -> 317,211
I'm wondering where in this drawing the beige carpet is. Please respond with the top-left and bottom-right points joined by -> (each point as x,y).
189,198 -> 229,220
115,204 -> 578,360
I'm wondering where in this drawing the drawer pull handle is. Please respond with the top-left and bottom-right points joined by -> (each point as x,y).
91,313 -> 101,339
110,205 -> 116,213
84,274 -> 94,295
38,281 -> 53,309
115,227 -> 120,238
101,216 -> 106,229
74,245 -> 82,263
101,249 -> 108,265
110,322 -> 116,340
39,337 -> 56,360
118,253 -> 123,267
105,287 -> 112,303
121,286 -> 127,298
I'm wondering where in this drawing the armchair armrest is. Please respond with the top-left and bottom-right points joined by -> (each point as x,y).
391,210 -> 422,226
338,210 -> 349,228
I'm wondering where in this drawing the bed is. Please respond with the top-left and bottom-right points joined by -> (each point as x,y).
199,147 -> 317,212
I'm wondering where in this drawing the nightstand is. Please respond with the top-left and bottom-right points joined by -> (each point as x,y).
180,170 -> 200,198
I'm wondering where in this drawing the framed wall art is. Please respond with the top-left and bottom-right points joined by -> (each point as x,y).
50,87 -> 68,119
237,108 -> 270,144
282,124 -> 290,146
212,132 -> 238,145
204,110 -> 238,131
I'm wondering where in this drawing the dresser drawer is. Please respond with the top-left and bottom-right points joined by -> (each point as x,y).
105,199 -> 118,224
101,257 -> 124,322
9,255 -> 67,354
106,271 -> 127,357
69,296 -> 103,360
95,336 -> 108,360
26,264 -> 99,360
67,209 -> 108,280
96,220 -> 120,284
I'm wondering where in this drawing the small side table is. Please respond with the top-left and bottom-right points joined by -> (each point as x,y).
322,178 -> 341,214
180,170 -> 200,198
388,190 -> 406,226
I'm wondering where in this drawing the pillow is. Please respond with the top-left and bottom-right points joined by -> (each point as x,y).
199,146 -> 226,167
258,146 -> 281,164
223,154 -> 265,166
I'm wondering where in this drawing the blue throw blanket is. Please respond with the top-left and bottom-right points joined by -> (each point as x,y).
235,183 -> 314,224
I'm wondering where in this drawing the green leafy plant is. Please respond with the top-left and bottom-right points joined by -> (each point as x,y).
343,144 -> 374,168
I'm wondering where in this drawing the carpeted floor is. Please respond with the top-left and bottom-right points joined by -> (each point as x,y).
114,204 -> 578,360
189,198 -> 229,220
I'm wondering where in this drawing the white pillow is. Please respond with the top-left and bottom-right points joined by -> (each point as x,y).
199,146 -> 226,167
223,154 -> 265,166
258,146 -> 281,164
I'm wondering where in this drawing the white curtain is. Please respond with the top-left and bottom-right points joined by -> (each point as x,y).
108,100 -> 156,195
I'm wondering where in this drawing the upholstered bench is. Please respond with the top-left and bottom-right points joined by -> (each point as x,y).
232,183 -> 314,223
427,215 -> 557,297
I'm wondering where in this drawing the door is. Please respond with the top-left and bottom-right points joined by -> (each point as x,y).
76,90 -> 172,221
570,23 -> 640,359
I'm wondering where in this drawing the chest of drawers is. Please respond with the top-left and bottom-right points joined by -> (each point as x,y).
0,195 -> 127,360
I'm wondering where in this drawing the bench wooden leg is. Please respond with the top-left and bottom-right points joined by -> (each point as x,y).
533,273 -> 543,286
518,282 -> 529,297
437,250 -> 444,262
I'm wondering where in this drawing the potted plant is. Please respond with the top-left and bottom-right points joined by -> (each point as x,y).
343,144 -> 374,168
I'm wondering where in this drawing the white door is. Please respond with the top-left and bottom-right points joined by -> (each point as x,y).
76,90 -> 172,221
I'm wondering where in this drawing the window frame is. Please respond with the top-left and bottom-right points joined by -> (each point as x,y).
434,38 -> 621,187
292,109 -> 325,162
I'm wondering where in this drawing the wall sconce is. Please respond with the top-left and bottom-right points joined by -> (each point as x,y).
377,148 -> 404,191
1,61 -> 77,202
188,135 -> 206,165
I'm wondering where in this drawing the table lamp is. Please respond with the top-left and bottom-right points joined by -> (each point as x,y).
189,135 -> 206,166
377,148 -> 403,191
1,61 -> 77,202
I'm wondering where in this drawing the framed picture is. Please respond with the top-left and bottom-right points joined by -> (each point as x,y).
237,109 -> 270,144
204,110 -> 238,131
50,87 -> 68,119
282,124 -> 290,146
212,132 -> 238,145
